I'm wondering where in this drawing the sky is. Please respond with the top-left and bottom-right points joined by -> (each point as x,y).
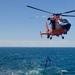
0,0 -> 75,47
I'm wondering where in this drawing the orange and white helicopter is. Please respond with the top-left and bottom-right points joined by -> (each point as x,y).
27,5 -> 75,40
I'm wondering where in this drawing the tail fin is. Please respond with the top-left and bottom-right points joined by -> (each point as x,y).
46,22 -> 49,32
40,22 -> 50,39
46,22 -> 50,38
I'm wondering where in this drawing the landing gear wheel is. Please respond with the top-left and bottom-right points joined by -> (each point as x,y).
62,36 -> 64,39
64,29 -> 67,34
64,31 -> 67,34
50,37 -> 52,40
65,32 -> 67,34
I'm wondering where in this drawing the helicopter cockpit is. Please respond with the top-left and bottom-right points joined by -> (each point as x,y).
58,19 -> 69,25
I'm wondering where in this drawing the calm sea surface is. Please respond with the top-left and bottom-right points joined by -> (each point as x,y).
0,47 -> 75,75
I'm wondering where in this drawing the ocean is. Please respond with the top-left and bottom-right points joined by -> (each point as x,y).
0,47 -> 75,75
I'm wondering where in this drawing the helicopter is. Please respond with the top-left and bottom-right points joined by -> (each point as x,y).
27,5 -> 75,40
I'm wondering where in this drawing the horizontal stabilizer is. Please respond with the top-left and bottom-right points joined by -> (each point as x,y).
40,31 -> 51,38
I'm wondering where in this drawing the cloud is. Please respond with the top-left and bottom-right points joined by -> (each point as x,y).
0,40 -> 75,47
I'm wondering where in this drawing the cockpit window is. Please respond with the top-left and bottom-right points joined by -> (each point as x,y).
60,19 -> 69,23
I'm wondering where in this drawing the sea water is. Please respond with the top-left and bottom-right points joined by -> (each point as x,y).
0,47 -> 75,75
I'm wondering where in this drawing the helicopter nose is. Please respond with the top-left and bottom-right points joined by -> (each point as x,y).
61,23 -> 71,30
66,23 -> 71,29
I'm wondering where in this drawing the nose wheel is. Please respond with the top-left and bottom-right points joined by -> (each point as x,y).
61,35 -> 64,39
64,31 -> 67,34
64,29 -> 67,34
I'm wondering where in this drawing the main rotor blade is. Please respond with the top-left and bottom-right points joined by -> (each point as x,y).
60,10 -> 75,14
61,15 -> 75,17
30,16 -> 47,18
27,5 -> 54,14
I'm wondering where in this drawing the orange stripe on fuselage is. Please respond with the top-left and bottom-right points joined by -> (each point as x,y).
52,27 -> 64,36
